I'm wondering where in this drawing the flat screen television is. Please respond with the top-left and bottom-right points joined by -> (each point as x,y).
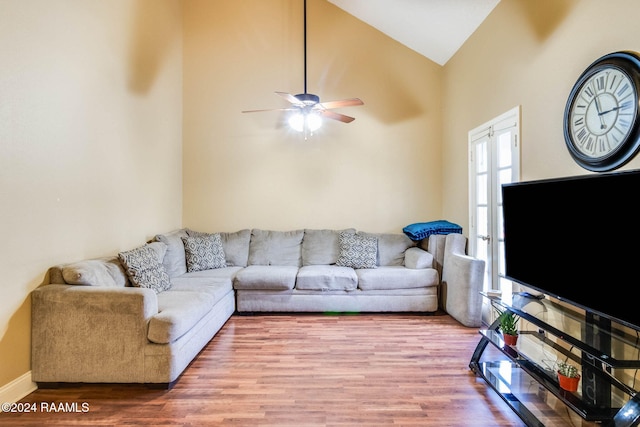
502,169 -> 640,331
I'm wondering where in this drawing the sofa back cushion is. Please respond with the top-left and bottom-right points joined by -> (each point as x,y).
248,229 -> 304,266
154,229 -> 188,278
301,228 -> 355,266
60,256 -> 129,287
361,232 -> 416,266
220,229 -> 251,267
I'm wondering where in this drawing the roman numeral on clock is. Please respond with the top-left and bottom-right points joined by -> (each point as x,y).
576,127 -> 588,143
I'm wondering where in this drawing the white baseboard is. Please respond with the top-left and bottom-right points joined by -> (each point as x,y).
0,371 -> 37,408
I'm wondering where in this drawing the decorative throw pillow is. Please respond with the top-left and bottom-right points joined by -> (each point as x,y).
336,232 -> 378,269
118,244 -> 171,293
181,233 -> 227,272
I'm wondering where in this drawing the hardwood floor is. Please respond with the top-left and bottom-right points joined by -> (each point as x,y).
4,313 -> 524,426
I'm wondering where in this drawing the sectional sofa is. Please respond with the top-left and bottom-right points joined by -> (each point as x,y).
31,228 -> 484,388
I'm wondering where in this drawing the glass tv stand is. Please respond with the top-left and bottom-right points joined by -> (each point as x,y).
470,292 -> 640,427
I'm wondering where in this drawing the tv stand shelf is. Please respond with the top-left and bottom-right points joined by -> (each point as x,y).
470,293 -> 640,427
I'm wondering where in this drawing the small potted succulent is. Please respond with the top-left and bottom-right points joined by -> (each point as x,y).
497,308 -> 519,346
556,360 -> 581,392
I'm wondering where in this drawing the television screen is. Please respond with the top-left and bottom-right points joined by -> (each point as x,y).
502,169 -> 640,330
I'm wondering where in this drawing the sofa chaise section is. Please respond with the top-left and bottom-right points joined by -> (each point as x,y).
31,237 -> 236,388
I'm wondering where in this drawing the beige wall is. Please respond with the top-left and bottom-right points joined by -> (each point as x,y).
443,0 -> 640,231
182,0 -> 443,234
0,0 -> 183,388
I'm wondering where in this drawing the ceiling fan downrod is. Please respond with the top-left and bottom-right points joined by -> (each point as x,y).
295,0 -> 317,103
303,0 -> 308,95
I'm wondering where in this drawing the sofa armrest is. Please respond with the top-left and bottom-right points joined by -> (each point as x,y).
404,247 -> 434,269
31,284 -> 158,383
441,234 -> 485,327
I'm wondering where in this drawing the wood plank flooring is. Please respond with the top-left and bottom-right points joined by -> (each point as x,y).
3,313 -> 524,426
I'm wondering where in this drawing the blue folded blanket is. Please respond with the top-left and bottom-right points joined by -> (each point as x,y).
403,220 -> 462,241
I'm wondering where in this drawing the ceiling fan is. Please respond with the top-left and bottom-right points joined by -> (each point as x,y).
242,0 -> 364,134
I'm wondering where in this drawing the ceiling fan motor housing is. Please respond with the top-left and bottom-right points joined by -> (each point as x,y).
294,93 -> 320,104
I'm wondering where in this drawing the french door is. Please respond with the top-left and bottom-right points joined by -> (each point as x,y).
468,106 -> 520,301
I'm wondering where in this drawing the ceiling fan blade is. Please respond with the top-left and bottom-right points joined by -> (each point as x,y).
275,91 -> 303,105
318,98 -> 364,109
321,110 -> 356,123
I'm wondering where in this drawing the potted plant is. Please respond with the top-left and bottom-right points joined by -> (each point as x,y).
497,308 -> 519,346
556,360 -> 581,392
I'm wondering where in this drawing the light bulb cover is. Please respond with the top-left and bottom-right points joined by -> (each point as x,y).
288,113 -> 305,132
288,111 -> 322,132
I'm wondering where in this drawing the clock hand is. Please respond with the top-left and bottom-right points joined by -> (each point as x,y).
594,94 -> 603,114
593,95 -> 607,129
599,105 -> 622,116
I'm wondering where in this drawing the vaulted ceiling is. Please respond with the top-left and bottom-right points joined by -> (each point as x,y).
327,0 -> 501,65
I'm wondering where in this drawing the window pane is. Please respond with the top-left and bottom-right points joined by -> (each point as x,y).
476,141 -> 488,173
477,206 -> 488,236
477,173 -> 488,205
498,132 -> 512,168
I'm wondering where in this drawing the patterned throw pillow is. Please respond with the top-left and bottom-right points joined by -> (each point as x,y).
118,244 -> 172,293
336,232 -> 378,269
181,233 -> 227,272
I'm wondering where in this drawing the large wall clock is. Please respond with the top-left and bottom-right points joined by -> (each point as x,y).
564,51 -> 640,172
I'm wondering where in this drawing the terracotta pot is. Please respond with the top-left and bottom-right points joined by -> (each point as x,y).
558,372 -> 581,392
503,333 -> 518,346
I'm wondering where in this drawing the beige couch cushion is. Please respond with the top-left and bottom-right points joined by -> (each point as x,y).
174,266 -> 243,282
148,280 -> 232,344
301,228 -> 355,266
234,265 -> 298,290
220,229 -> 251,267
248,229 -> 304,266
356,266 -> 438,290
154,229 -> 189,278
296,265 -> 358,291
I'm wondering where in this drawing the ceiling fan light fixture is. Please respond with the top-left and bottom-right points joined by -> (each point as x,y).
241,0 -> 363,131
288,111 -> 322,133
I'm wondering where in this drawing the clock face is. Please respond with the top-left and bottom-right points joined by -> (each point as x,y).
568,67 -> 637,159
564,51 -> 640,172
